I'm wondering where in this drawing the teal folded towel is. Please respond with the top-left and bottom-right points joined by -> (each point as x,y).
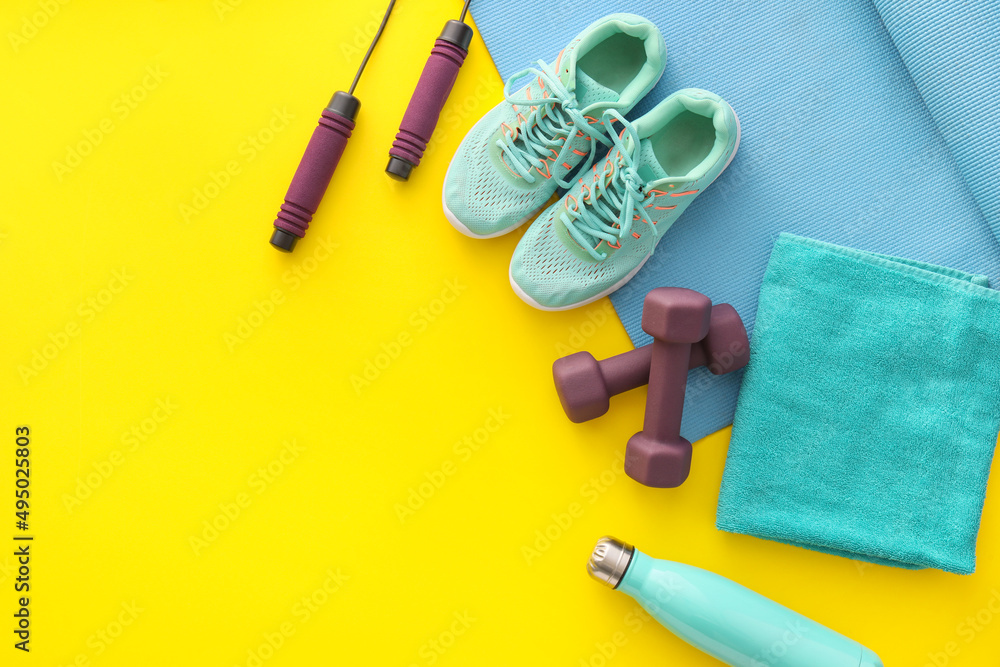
717,234 -> 1000,574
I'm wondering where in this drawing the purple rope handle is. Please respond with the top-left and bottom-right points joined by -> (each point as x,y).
274,110 -> 354,239
389,39 -> 468,167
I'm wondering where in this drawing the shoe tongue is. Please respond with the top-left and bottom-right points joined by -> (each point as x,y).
573,69 -> 618,109
632,137 -> 668,183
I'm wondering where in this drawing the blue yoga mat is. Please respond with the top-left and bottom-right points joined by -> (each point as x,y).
471,0 -> 1000,441
874,0 -> 1000,243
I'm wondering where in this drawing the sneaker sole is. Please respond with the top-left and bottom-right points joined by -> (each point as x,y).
510,105 -> 741,311
509,255 -> 652,312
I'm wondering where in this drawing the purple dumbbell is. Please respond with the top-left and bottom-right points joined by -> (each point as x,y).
385,16 -> 473,181
553,303 -> 749,423
625,288 -> 714,488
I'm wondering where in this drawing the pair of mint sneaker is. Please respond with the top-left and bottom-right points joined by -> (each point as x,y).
442,13 -> 740,311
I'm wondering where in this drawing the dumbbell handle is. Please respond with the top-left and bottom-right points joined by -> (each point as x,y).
642,341 -> 696,438
593,340 -> 710,397
386,21 -> 472,180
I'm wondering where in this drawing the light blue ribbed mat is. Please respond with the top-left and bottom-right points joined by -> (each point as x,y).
470,0 -> 1000,441
874,0 -> 1000,242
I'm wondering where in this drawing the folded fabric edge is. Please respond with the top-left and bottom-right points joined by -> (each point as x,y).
776,233 -> 997,295
715,520 -> 974,575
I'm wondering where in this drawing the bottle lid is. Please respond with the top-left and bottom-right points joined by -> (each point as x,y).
587,536 -> 634,588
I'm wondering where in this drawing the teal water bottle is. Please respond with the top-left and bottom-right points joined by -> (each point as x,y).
586,537 -> 883,666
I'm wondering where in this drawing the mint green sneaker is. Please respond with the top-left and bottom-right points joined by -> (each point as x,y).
442,14 -> 666,238
509,89 -> 740,310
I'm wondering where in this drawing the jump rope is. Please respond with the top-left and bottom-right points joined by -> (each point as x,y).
269,0 -> 474,252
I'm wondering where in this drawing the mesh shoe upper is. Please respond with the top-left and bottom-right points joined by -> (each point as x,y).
443,13 -> 667,238
510,89 -> 741,310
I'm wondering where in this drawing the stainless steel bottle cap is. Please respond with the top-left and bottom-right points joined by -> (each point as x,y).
587,536 -> 634,588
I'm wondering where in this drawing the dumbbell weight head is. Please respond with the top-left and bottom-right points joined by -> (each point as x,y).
641,288 -> 713,343
624,433 -> 695,488
700,303 -> 750,375
553,346 -> 653,423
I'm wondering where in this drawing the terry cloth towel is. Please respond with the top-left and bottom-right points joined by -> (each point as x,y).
716,233 -> 1000,574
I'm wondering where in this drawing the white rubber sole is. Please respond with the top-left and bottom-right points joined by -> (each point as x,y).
509,105 -> 742,311
509,253 -> 653,312
442,186 -> 545,239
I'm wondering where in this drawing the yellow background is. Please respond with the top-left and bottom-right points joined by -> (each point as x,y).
3,1 -> 1000,665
